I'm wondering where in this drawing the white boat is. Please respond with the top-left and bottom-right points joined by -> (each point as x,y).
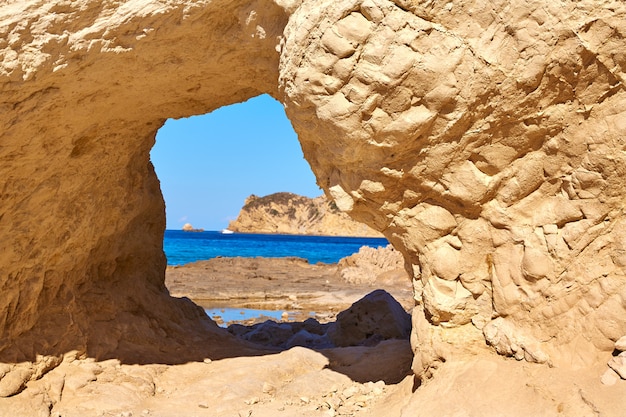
221,229 -> 234,234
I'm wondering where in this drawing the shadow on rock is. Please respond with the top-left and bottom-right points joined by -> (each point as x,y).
0,290 -> 412,401
227,289 -> 413,384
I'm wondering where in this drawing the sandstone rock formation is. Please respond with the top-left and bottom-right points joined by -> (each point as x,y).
338,244 -> 405,285
228,192 -> 383,236
279,0 -> 626,375
2,0 -> 626,414
327,289 -> 411,347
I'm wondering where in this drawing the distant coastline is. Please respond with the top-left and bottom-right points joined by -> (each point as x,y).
227,192 -> 383,238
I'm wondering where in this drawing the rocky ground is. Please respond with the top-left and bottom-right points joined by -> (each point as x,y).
6,247 -> 418,417
4,247 -> 626,416
165,246 -> 412,314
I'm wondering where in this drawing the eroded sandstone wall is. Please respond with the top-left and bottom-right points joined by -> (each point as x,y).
278,0 -> 626,373
0,0 -> 292,361
1,0 -> 625,380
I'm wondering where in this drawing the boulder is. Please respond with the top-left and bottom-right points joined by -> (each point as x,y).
608,352 -> 626,380
327,289 -> 411,347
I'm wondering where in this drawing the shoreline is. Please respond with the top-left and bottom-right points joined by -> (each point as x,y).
165,255 -> 414,318
166,228 -> 389,238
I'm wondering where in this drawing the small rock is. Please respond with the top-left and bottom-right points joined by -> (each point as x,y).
262,382 -> 275,394
322,409 -> 336,417
342,386 -> 359,399
372,380 -> 385,396
353,394 -> 370,404
326,395 -> 342,410
303,317 -> 326,335
203,358 -> 212,364
615,336 -> 626,352
601,368 -> 620,386
362,381 -> 374,393
244,396 -> 260,405
608,353 -> 626,379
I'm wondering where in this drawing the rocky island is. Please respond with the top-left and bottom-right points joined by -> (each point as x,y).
182,223 -> 204,232
228,192 -> 383,237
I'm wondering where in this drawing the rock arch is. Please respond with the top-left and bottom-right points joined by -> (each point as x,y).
0,0 -> 291,362
2,0 -> 626,377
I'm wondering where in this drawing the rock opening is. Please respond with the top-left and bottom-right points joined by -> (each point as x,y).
1,0 -> 626,381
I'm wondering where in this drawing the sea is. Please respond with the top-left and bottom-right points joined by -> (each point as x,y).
163,230 -> 389,266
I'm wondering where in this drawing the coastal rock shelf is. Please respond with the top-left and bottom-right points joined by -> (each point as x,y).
2,0 -> 626,415
165,245 -> 410,311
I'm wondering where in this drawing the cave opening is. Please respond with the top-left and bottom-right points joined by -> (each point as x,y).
147,94 -> 411,363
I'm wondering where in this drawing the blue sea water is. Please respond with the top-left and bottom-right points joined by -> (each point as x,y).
163,230 -> 389,266
204,308 -> 316,327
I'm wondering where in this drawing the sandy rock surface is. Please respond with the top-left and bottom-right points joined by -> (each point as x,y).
4,255 -> 625,417
279,0 -> 626,375
3,252 -> 418,417
2,0 -> 626,415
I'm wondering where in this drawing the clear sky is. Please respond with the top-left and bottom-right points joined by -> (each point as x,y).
150,94 -> 323,231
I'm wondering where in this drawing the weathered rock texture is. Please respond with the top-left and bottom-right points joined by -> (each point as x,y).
279,0 -> 626,374
228,192 -> 382,236
1,0 -> 626,413
165,250 -> 412,311
0,0 -> 293,364
338,244 -> 405,285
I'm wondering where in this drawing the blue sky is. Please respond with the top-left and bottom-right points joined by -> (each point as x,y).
150,94 -> 322,230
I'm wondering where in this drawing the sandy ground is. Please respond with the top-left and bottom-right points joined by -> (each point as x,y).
160,257 -> 626,417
